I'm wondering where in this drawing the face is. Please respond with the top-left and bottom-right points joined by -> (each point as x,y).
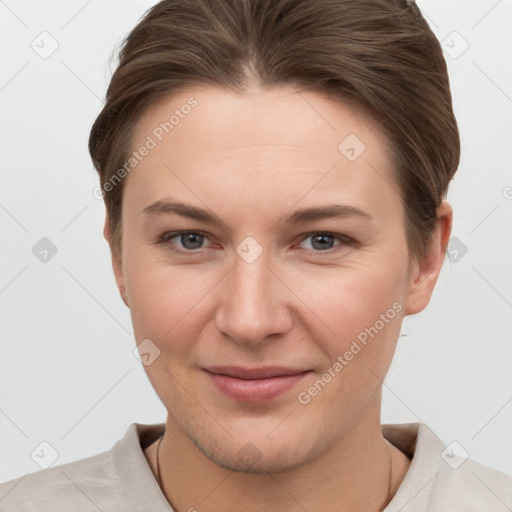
106,84 -> 449,473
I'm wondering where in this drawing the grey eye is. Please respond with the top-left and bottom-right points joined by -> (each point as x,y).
175,232 -> 205,250
300,234 -> 339,251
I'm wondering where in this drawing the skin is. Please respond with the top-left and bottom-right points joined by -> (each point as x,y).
104,84 -> 452,511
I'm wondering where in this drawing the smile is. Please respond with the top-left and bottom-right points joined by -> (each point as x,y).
202,366 -> 312,403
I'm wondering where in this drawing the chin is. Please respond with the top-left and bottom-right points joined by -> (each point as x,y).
182,415 -> 335,474
197,438 -> 317,474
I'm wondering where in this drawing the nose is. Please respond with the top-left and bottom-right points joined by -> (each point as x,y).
214,246 -> 293,346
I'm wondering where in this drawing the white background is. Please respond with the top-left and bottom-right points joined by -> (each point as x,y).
1,0 -> 511,484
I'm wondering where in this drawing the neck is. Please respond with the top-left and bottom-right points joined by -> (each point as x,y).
152,401 -> 410,512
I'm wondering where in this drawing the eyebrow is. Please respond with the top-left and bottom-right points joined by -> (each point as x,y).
142,199 -> 374,229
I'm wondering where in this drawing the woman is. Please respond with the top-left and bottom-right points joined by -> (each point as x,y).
1,0 -> 511,510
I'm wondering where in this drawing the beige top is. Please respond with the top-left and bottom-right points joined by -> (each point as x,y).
1,422 -> 511,511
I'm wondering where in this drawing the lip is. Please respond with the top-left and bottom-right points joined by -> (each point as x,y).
203,366 -> 311,403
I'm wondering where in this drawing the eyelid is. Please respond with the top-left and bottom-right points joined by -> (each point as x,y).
294,231 -> 356,252
159,230 -> 216,252
158,229 -> 357,255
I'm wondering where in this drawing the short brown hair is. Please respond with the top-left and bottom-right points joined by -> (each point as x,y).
89,0 -> 460,262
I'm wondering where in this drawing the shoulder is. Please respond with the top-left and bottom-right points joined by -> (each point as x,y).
383,422 -> 512,512
0,422 -> 165,512
0,448 -> 127,512
430,455 -> 512,510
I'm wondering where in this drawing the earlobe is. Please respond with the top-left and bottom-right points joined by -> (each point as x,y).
103,214 -> 130,308
403,201 -> 453,316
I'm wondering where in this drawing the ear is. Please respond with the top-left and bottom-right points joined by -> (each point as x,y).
403,200 -> 453,315
103,213 -> 130,308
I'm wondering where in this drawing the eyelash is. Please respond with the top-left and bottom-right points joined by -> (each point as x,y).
157,230 -> 357,256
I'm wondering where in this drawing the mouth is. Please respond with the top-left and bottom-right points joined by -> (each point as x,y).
202,366 -> 312,403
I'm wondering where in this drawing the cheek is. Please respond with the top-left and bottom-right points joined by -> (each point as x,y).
292,257 -> 407,350
124,229 -> 409,361
293,265 -> 406,421
125,254 -> 214,350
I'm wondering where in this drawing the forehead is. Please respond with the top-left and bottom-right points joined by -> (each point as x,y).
125,84 -> 402,225
133,84 -> 387,159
